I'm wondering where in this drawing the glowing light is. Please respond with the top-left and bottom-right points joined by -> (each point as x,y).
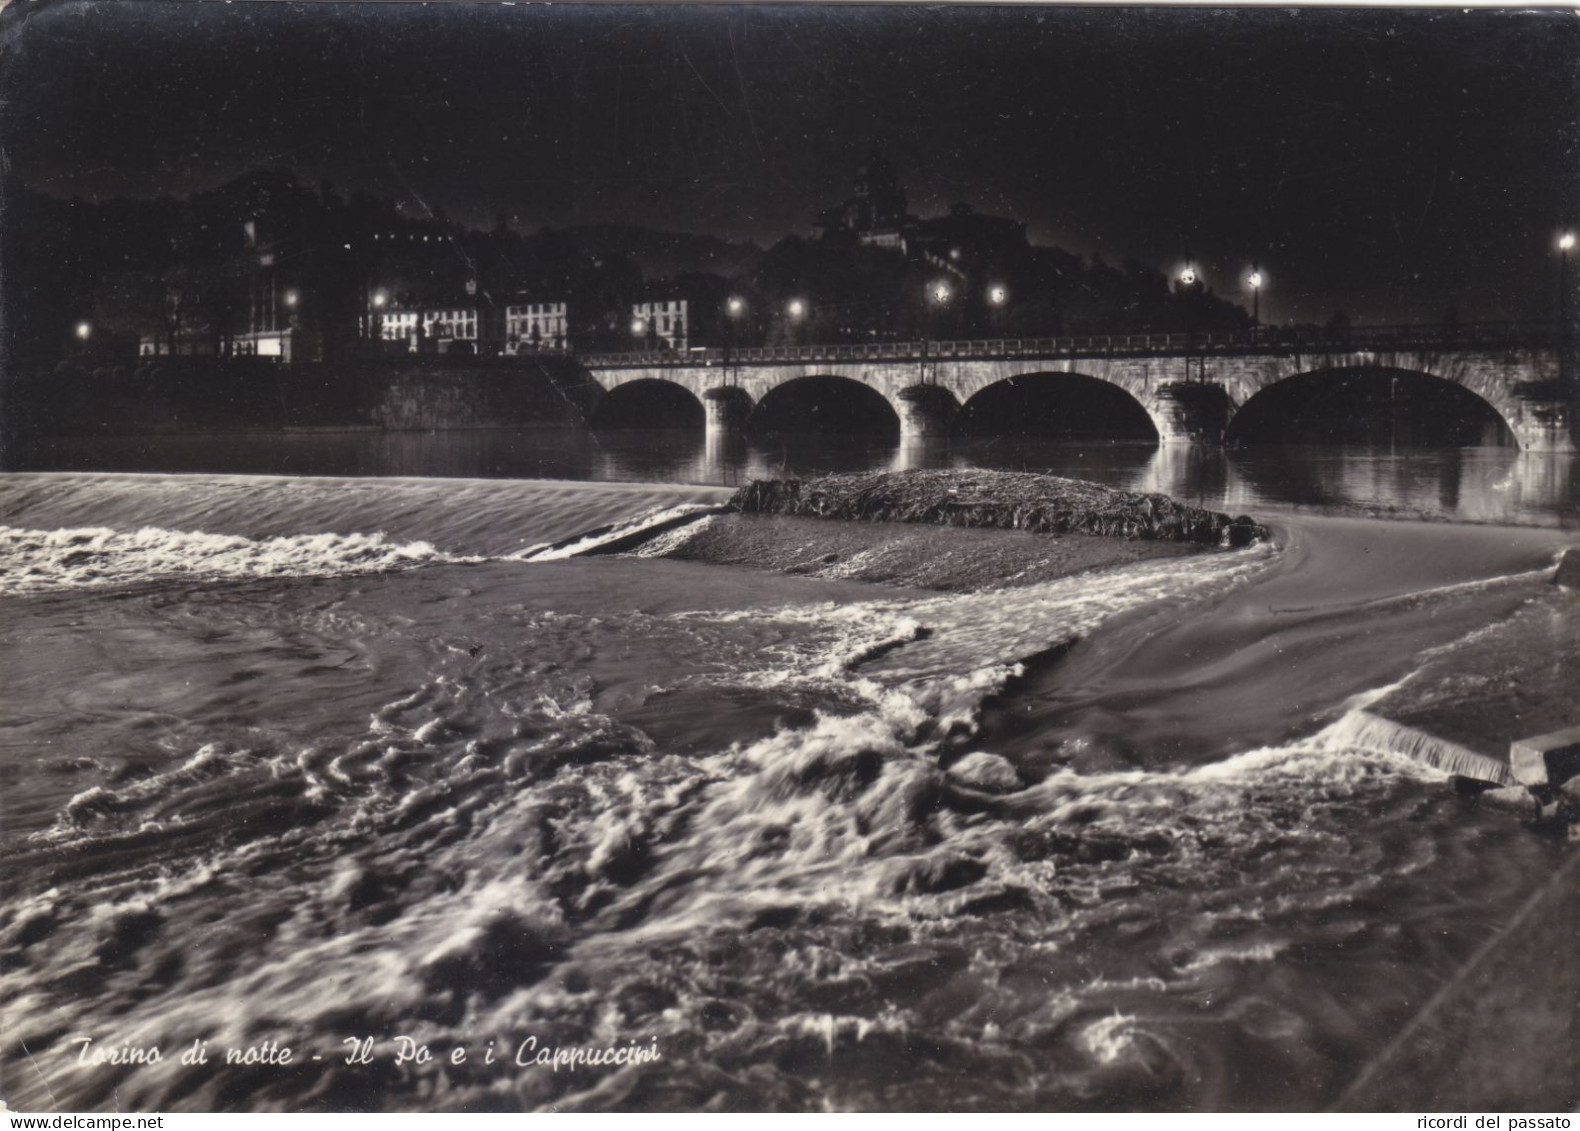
931,282 -> 952,305
631,318 -> 647,335
74,321 -> 91,340
787,299 -> 806,319
371,290 -> 388,309
1247,271 -> 1263,290
988,285 -> 1008,306
283,289 -> 300,308
1561,232 -> 1576,252
727,296 -> 745,317
1179,266 -> 1197,286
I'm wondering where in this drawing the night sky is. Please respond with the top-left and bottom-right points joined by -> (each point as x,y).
3,1 -> 1577,324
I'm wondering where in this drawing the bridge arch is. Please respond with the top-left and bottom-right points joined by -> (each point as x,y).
954,371 -> 1162,441
580,340 -> 1571,451
746,374 -> 901,439
1225,364 -> 1518,447
589,377 -> 705,430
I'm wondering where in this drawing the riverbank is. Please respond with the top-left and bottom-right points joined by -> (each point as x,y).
1,354 -> 601,444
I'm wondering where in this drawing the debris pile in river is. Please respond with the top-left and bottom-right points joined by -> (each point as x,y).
731,469 -> 1267,546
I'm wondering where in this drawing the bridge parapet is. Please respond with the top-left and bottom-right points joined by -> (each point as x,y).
580,321 -> 1561,371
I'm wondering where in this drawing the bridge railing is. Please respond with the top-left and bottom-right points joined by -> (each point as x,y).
578,320 -> 1559,368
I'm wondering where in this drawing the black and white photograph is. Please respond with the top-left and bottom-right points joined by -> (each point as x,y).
0,1 -> 1577,1115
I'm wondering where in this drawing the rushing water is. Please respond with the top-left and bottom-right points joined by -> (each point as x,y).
0,437 -> 1575,1112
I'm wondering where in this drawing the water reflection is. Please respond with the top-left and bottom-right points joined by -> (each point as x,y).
1221,446 -> 1577,525
8,429 -> 1576,527
1135,445 -> 1234,510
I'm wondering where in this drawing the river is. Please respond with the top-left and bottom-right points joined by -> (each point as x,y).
10,429 -> 1577,528
0,431 -> 1575,1112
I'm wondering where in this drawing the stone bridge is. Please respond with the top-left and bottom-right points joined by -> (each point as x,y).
581,327 -> 1576,451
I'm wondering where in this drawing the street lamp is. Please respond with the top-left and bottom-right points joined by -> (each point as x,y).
929,280 -> 953,340
1178,258 -> 1200,377
786,299 -> 806,346
284,289 -> 300,309
724,296 -> 745,382
921,280 -> 954,380
74,321 -> 92,341
369,289 -> 388,345
987,284 -> 1008,340
1246,267 -> 1264,337
1560,232 -> 1576,355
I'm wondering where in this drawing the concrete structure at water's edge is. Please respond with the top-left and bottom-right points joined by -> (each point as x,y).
581,329 -> 1578,451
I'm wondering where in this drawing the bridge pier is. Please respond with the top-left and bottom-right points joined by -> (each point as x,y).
1510,414 -> 1577,453
1146,383 -> 1235,445
703,421 -> 748,480
702,386 -> 754,436
894,384 -> 960,440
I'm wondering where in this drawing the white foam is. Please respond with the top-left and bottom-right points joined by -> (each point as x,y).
626,514 -> 718,558
1082,1013 -> 1141,1064
514,503 -> 726,561
0,523 -> 452,595
1316,709 -> 1516,785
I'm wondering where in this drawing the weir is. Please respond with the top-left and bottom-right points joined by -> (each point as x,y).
1324,710 -> 1517,786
